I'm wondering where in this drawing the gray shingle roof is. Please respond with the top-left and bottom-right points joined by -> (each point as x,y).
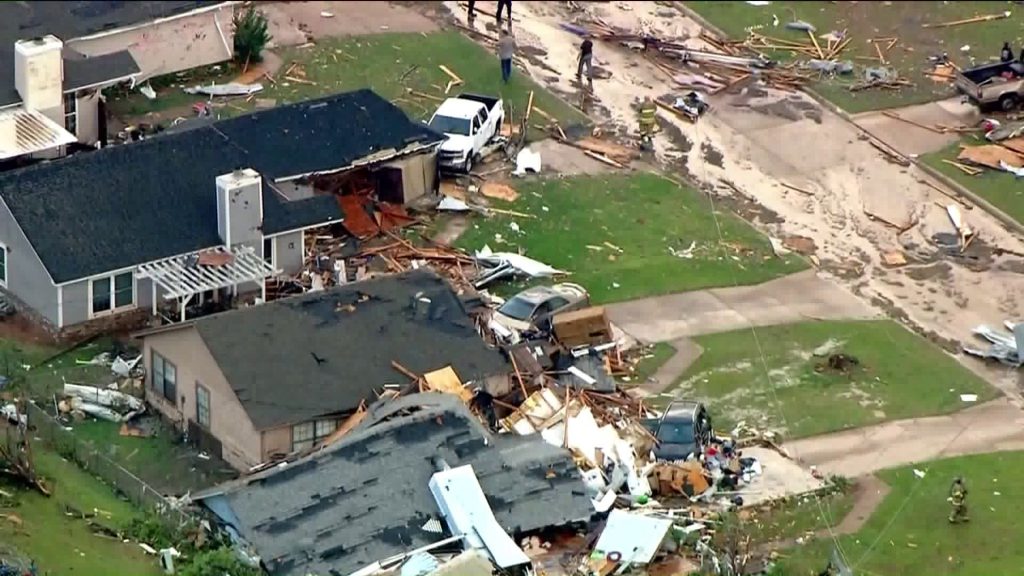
205,393 -> 594,576
0,2 -> 221,107
194,269 -> 509,431
63,50 -> 140,91
0,89 -> 441,282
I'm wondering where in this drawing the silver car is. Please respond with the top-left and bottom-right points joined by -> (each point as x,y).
491,283 -> 589,335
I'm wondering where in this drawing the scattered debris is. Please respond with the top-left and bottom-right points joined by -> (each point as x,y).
922,12 -> 1011,28
183,82 -> 263,97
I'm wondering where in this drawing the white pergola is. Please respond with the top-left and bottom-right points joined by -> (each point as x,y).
136,245 -> 278,322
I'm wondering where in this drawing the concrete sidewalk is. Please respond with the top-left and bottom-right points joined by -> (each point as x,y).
606,270 -> 877,343
784,397 -> 1024,477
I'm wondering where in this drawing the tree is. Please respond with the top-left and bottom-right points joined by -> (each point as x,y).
233,6 -> 271,64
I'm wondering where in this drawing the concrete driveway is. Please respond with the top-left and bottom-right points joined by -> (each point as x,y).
605,269 -> 877,343
784,397 -> 1024,477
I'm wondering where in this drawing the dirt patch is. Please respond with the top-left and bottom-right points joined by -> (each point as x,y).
715,181 -> 786,226
0,313 -> 56,347
701,141 -> 724,168
263,1 -> 437,45
816,353 -> 861,375
905,261 -> 952,282
783,235 -> 817,255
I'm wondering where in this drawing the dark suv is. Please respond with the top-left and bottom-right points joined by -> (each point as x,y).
642,400 -> 713,461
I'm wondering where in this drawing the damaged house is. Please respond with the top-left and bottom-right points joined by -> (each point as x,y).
1,2 -> 238,156
193,393 -> 594,576
135,269 -> 510,470
0,88 -> 444,336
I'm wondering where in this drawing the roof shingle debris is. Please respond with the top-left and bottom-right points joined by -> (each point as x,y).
202,393 -> 593,576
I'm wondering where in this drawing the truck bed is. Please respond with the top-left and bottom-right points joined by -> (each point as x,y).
962,61 -> 1024,85
456,93 -> 500,110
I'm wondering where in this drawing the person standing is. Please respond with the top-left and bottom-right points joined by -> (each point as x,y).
467,0 -> 476,22
638,96 -> 657,138
1000,41 -> 1014,63
496,0 -> 512,27
498,29 -> 515,84
948,476 -> 969,524
577,37 -> 594,84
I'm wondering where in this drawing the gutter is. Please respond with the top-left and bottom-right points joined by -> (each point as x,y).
67,2 -> 241,43
275,140 -> 444,183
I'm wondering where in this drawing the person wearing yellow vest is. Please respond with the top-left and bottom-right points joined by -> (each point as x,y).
948,476 -> 969,523
639,96 -> 657,141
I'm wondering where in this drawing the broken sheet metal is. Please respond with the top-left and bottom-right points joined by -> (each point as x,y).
63,382 -> 146,422
184,82 -> 263,96
512,147 -> 542,176
472,245 -> 565,288
593,509 -> 673,565
429,464 -> 531,569
963,323 -> 1024,367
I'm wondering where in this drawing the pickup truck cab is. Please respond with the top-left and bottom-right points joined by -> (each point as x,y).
955,60 -> 1024,112
429,94 -> 504,173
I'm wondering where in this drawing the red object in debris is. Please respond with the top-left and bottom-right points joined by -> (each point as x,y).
338,195 -> 379,239
376,202 -> 417,233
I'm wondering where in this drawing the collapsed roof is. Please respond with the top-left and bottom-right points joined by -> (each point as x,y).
197,393 -> 594,576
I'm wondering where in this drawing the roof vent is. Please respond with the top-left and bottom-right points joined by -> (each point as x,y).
410,293 -> 432,320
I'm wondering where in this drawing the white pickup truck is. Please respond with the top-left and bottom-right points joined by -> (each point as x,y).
428,93 -> 504,173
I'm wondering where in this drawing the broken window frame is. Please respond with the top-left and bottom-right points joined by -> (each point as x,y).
89,271 -> 135,317
150,350 -> 177,404
196,382 -> 211,428
291,418 -> 338,452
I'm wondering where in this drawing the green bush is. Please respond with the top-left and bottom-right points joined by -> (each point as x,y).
178,548 -> 262,576
232,6 -> 271,64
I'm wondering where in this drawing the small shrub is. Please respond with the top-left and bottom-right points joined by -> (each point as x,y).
178,547 -> 262,576
233,6 -> 271,64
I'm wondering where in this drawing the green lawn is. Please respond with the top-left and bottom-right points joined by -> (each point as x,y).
109,32 -> 583,128
747,489 -> 857,546
922,140 -> 1024,225
0,438 -> 160,575
687,1 -> 1023,113
70,419 -> 237,495
454,173 -> 807,303
664,320 -> 996,439
779,452 -> 1024,576
621,342 -> 677,386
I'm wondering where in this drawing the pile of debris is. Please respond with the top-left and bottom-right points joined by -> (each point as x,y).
945,120 -> 1024,178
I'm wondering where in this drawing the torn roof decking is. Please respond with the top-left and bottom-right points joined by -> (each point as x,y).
0,2 -> 221,107
192,269 -> 509,430
0,89 -> 443,283
203,394 -> 594,576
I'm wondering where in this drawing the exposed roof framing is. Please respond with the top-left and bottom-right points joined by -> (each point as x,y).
136,245 -> 276,299
0,107 -> 77,160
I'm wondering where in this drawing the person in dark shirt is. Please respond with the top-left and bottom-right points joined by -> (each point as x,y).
1000,41 -> 1014,63
577,37 -> 594,83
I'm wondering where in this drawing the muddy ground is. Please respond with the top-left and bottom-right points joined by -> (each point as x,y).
437,0 -> 1024,402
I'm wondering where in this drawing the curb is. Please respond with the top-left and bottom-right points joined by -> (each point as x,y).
673,1 -> 1024,239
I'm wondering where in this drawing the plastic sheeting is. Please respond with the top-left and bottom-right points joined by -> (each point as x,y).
593,510 -> 672,565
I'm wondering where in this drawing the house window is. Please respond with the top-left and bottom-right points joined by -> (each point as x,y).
291,419 -> 337,452
263,237 -> 275,268
63,92 -> 78,135
0,243 -> 7,287
196,383 -> 211,428
150,351 -> 177,403
90,271 -> 134,316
